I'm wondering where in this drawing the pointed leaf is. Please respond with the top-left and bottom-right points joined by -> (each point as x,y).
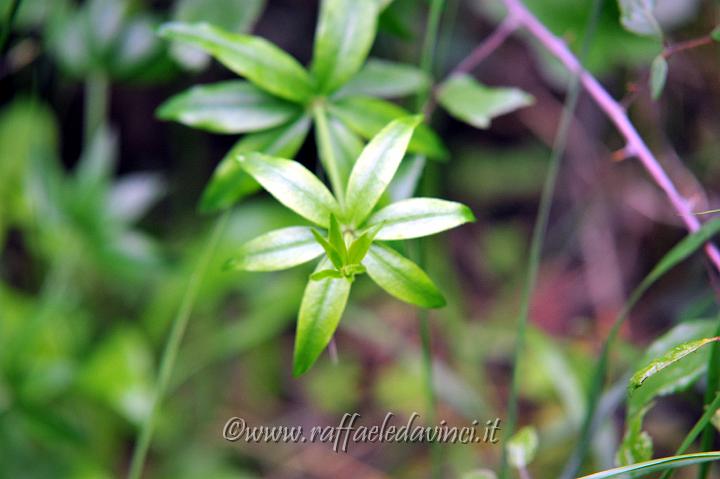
329,96 -> 448,159
367,198 -> 475,240
294,261 -> 352,375
344,115 -> 420,225
649,54 -> 667,101
437,74 -> 534,129
311,228 -> 343,269
158,22 -> 314,103
347,223 -> 382,264
328,214 -> 347,261
311,0 -> 378,94
157,80 -> 300,133
630,337 -> 720,390
363,243 -> 445,308
198,114 -> 311,212
224,226 -> 324,271
236,152 -> 339,227
336,58 -> 429,98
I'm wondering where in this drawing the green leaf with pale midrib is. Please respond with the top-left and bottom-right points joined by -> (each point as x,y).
235,152 -> 339,227
224,226 -> 324,271
293,260 -> 352,376
630,337 -> 720,390
367,198 -> 475,240
158,22 -> 314,103
344,115 -> 420,226
311,0 -> 378,94
363,243 -> 445,308
156,80 -> 300,133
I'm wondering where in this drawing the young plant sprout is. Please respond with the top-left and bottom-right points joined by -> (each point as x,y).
223,115 -> 474,375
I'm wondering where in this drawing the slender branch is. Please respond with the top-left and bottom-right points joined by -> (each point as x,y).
128,211 -> 231,479
452,15 -> 519,76
662,35 -> 714,59
500,0 -> 720,273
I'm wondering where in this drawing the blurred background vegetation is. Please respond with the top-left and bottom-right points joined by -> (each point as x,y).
1,0 -> 720,478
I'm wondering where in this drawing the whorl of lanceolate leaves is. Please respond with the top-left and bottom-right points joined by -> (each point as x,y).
223,117 -> 475,375
156,0 -> 447,213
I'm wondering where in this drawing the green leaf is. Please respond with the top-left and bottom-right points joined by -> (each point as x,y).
577,452 -> 720,479
157,81 -> 300,133
293,260 -> 352,376
328,214 -> 348,261
617,414 -> 653,466
618,0 -> 662,39
461,470 -> 497,479
344,115 -> 420,225
367,198 -> 475,240
630,337 -> 720,390
311,228 -> 344,270
158,22 -> 314,103
649,55 -> 668,101
224,226 -> 324,271
311,0 -> 378,94
712,26 -> 720,43
507,426 -> 539,469
198,114 -> 311,212
347,223 -> 382,264
329,96 -> 448,160
312,104 -> 363,198
437,74 -> 534,129
310,269 -> 344,281
235,152 -> 339,227
170,0 -> 265,70
363,243 -> 445,308
336,58 -> 430,98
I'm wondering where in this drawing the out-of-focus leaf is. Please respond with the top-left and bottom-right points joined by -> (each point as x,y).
367,198 -> 475,240
461,470 -> 497,479
617,406 -> 653,466
107,173 -> 165,224
157,80 -> 300,133
712,26 -> 720,42
236,152 -> 339,227
77,327 -> 154,425
437,74 -> 534,129
363,243 -> 445,308
336,58 -> 429,98
507,426 -> 539,469
344,115 -> 420,225
293,260 -> 352,376
312,105 -> 363,197
225,227 -> 324,271
329,96 -> 448,160
649,54 -> 667,100
630,337 -> 719,390
311,0 -> 378,94
387,154 -> 425,202
198,115 -> 311,213
170,0 -> 265,70
618,0 -> 662,38
159,22 -> 313,103
577,452 -> 720,479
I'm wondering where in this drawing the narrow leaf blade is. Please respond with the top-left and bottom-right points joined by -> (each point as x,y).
236,152 -> 339,227
577,452 -> 720,479
311,0 -> 378,93
507,426 -> 539,469
630,337 -> 720,390
225,226 -> 324,271
336,58 -> 430,98
159,22 -> 314,103
367,198 -> 475,240
344,115 -> 420,225
363,243 -> 446,308
294,261 -> 352,375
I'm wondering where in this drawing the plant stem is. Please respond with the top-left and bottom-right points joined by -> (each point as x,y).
128,211 -> 230,479
451,15 -> 518,76
500,0 -> 720,273
84,72 -> 109,149
499,1 -> 603,477
415,0 -> 445,112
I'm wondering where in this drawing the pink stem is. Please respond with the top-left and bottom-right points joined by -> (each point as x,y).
452,15 -> 519,75
501,0 -> 720,272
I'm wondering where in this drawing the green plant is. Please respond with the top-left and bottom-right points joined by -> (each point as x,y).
224,116 -> 474,375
